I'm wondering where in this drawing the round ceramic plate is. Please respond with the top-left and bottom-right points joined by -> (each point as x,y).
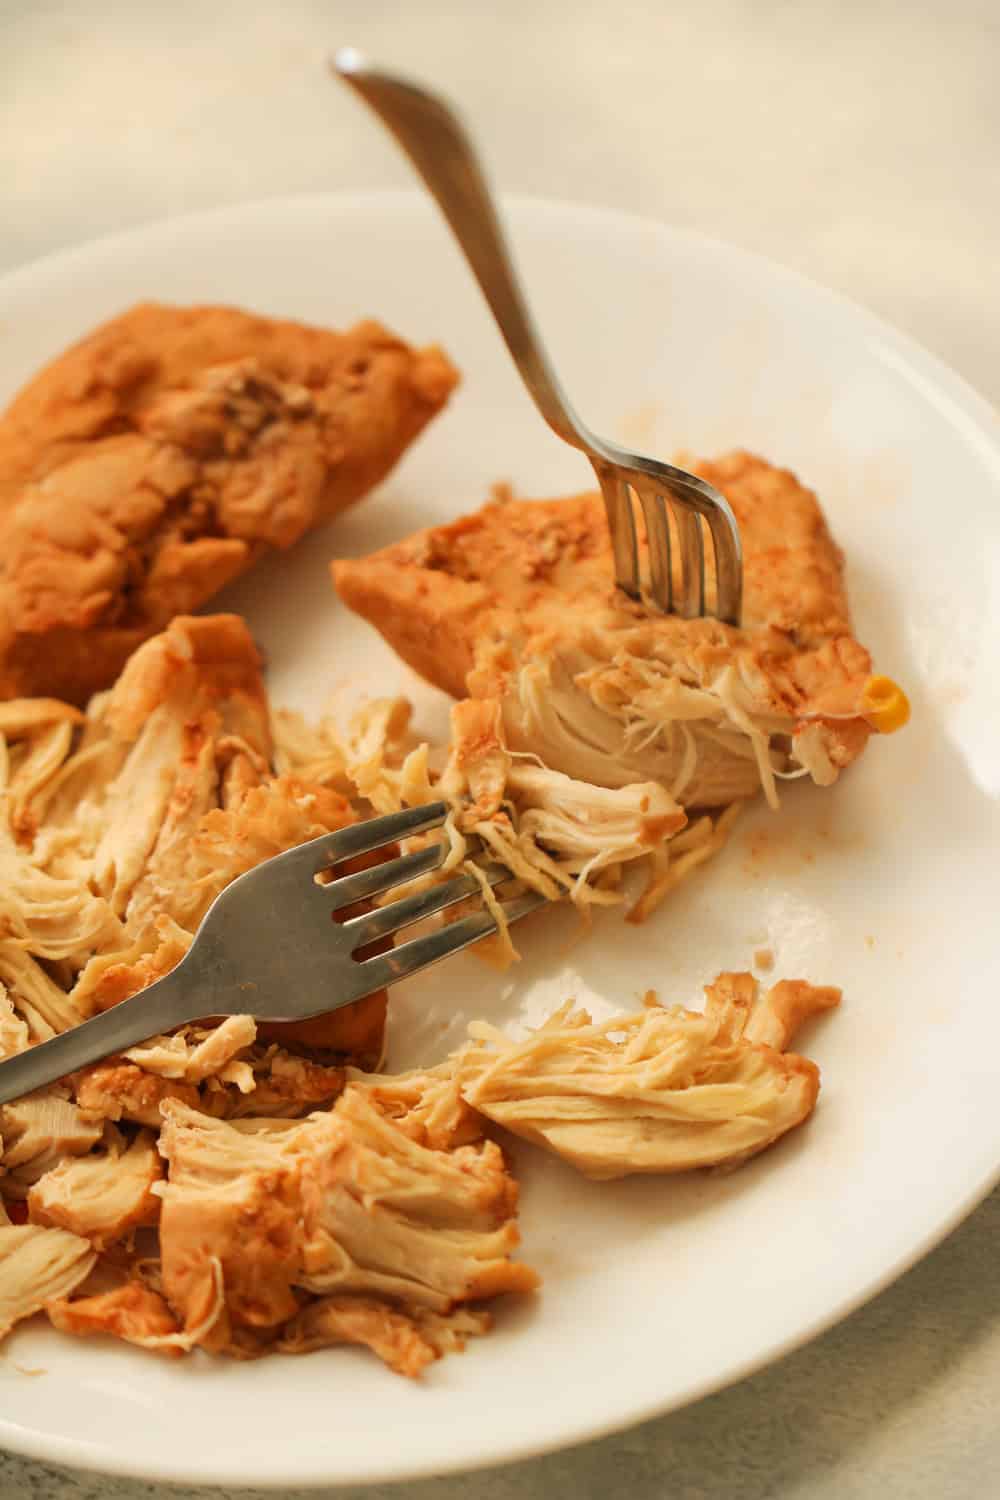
0,193 -> 998,1488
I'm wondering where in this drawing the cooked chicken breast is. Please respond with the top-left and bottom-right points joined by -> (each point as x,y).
323,687 -> 738,944
277,1295 -> 490,1378
0,301 -> 458,703
0,1094 -> 103,1193
28,1129 -> 162,1247
0,611 -> 386,1066
334,452 -> 908,811
0,1224 -> 96,1338
156,1085 -> 538,1373
455,972 -> 841,1179
47,1280 -> 183,1353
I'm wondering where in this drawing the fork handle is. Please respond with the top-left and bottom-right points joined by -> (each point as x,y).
335,50 -> 586,451
0,965 -> 193,1107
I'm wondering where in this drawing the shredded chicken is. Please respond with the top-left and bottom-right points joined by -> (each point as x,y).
154,1085 -> 538,1372
324,692 -> 737,960
73,1062 -> 202,1130
73,1044 -> 346,1127
271,707 -> 351,791
0,1093 -> 103,1193
455,974 -> 841,1179
28,1130 -> 162,1247
47,1280 -> 183,1354
344,1060 -> 482,1151
0,1224 -> 96,1337
277,1296 -> 490,1378
0,612 -> 386,1078
0,612 -> 400,1352
0,984 -> 29,1059
124,1017 -> 258,1087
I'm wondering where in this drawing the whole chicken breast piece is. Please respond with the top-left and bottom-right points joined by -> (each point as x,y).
334,452 -> 908,809
0,301 -> 458,704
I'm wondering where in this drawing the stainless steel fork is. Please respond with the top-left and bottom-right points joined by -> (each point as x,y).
334,49 -> 742,625
0,803 -> 543,1106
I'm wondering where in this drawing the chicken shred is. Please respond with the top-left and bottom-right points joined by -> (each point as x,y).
334,454 -> 908,944
0,1224 -> 96,1337
47,1280 -> 183,1354
277,1296 -> 490,1377
124,1016 -> 258,1086
454,974 -> 841,1179
28,1130 -> 162,1247
322,691 -> 736,961
0,1094 -> 103,1193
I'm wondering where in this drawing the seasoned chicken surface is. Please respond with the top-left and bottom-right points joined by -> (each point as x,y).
454,973 -> 841,1180
334,453 -> 908,813
0,301 -> 458,703
47,1280 -> 184,1353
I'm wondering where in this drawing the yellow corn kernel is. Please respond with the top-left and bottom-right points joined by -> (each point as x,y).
861,675 -> 910,734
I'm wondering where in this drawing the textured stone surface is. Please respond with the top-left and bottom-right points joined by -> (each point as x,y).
1,1 -> 997,1493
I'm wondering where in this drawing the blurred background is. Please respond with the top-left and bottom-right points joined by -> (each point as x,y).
0,3 -> 997,1499
1,0 -> 997,399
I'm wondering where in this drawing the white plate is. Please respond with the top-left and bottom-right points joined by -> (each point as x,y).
0,193 -> 998,1489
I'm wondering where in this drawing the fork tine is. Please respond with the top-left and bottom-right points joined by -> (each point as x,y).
279,800 -> 449,877
350,889 -> 546,995
671,502 -> 705,618
636,488 -> 673,612
596,467 -> 640,599
340,863 -> 511,949
321,840 -> 449,911
704,505 -> 743,626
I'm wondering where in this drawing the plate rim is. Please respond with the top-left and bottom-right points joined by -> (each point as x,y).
0,188 -> 997,1489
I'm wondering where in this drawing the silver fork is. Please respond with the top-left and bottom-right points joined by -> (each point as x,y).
334,49 -> 742,625
0,803 -> 543,1106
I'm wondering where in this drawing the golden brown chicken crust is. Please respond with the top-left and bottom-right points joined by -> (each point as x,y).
333,453 -> 888,807
0,301 -> 458,703
334,452 -> 868,714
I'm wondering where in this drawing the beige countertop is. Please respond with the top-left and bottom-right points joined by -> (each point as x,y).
1,1 -> 998,1495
